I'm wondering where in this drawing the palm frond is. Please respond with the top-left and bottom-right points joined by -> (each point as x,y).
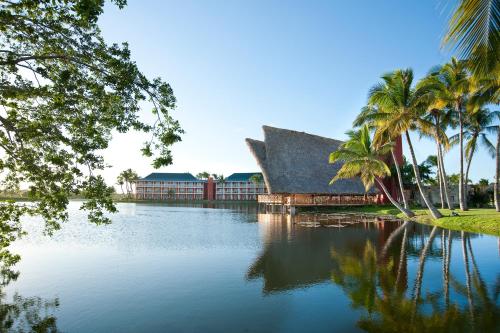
479,133 -> 496,157
443,0 -> 500,78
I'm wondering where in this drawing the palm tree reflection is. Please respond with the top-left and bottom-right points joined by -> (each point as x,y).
249,213 -> 500,332
330,223 -> 499,332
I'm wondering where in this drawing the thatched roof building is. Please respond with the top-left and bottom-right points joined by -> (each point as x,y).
246,126 -> 375,195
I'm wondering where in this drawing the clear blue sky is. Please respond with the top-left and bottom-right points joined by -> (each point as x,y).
98,0 -> 496,185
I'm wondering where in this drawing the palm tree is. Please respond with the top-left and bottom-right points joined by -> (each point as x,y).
329,125 -> 415,218
450,108 -> 496,195
196,171 -> 210,180
119,169 -> 139,198
249,174 -> 264,194
213,174 -> 226,199
428,59 -> 472,211
116,174 -> 125,195
424,155 -> 445,208
420,101 -> 455,210
249,174 -> 263,183
368,69 -> 443,219
354,106 -> 410,209
443,0 -> 500,79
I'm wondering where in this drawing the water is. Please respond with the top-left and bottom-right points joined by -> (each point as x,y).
3,202 -> 500,332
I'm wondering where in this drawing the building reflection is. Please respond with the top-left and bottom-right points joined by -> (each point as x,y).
135,201 -> 260,214
247,213 -> 405,293
248,212 -> 500,332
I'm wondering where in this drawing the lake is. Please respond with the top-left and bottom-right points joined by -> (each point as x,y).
3,202 -> 500,332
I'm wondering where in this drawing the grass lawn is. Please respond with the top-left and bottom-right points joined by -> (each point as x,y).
313,205 -> 500,236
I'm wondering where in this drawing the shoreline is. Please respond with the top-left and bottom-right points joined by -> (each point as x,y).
302,205 -> 500,237
2,196 -> 498,236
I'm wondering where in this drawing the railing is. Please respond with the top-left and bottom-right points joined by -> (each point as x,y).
258,194 -> 285,204
258,194 -> 378,206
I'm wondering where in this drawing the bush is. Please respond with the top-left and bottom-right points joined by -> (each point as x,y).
469,189 -> 493,208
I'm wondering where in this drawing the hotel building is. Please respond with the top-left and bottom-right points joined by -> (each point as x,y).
216,173 -> 267,201
135,172 -> 266,201
135,173 -> 205,200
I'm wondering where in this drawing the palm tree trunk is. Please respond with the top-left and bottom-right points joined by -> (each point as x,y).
445,229 -> 452,308
496,128 -> 500,212
412,225 -> 438,321
391,148 -> 409,209
434,116 -> 446,209
125,181 -> 131,197
380,221 -> 409,260
438,144 -> 453,210
458,107 -> 468,210
405,131 -> 442,219
437,148 -> 445,209
462,232 -> 475,328
375,178 -> 414,218
441,230 -> 446,297
464,143 -> 476,201
395,226 -> 408,291
120,184 -> 124,195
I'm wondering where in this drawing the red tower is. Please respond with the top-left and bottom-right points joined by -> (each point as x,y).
204,177 -> 215,200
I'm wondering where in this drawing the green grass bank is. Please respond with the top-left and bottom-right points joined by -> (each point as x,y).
310,205 -> 500,236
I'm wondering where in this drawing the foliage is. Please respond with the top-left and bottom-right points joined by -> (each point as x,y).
366,69 -> 437,146
396,157 -> 434,186
469,178 -> 494,208
196,171 -> 210,180
212,174 -> 225,184
117,169 -> 138,198
330,126 -> 416,217
329,125 -> 392,191
448,173 -> 461,186
365,68 -> 444,218
443,0 -> 500,78
450,108 -> 496,161
469,187 -> 493,207
249,173 -> 263,185
0,0 -> 183,268
478,178 -> 490,187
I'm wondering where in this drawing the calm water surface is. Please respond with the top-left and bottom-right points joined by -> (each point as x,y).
4,202 -> 500,332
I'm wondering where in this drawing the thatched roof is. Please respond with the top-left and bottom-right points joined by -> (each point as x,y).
246,125 -> 375,195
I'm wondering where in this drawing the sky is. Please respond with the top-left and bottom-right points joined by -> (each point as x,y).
97,0 -> 496,187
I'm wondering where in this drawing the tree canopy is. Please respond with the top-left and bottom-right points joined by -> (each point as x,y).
0,0 -> 182,268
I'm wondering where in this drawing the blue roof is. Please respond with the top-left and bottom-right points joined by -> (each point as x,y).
226,172 -> 262,182
140,173 -> 199,181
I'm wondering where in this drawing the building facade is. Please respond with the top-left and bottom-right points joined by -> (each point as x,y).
216,173 -> 267,201
135,172 -> 266,201
410,185 -> 460,208
135,173 -> 205,200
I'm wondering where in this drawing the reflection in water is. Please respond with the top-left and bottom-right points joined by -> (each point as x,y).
250,213 -> 500,332
136,201 -> 260,214
0,267 -> 60,332
4,203 -> 499,332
